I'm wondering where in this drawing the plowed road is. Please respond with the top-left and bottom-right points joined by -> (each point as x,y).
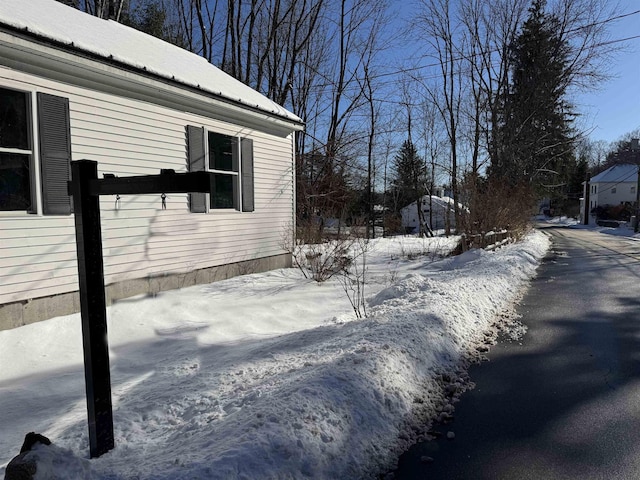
395,225 -> 640,480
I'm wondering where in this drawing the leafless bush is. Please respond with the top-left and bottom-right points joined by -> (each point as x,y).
336,235 -> 370,319
459,177 -> 535,240
296,240 -> 354,282
283,220 -> 370,318
282,221 -> 355,282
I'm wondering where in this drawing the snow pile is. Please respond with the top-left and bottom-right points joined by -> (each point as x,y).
8,442 -> 91,480
0,231 -> 549,479
542,216 -> 579,226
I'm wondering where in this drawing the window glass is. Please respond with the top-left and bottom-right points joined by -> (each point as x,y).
212,173 -> 236,209
0,153 -> 31,210
208,131 -> 240,210
0,88 -> 31,211
0,87 -> 29,150
209,132 -> 237,172
196,128 -> 253,212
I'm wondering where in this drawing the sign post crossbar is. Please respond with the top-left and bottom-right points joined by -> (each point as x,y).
68,160 -> 213,458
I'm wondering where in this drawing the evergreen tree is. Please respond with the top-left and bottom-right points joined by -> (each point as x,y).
490,0 -> 577,200
128,1 -> 186,47
603,134 -> 640,170
392,140 -> 425,208
56,0 -> 79,7
392,140 -> 433,235
56,0 -> 184,46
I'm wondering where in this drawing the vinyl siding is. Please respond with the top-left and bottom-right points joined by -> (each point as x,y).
590,181 -> 636,209
0,65 -> 295,306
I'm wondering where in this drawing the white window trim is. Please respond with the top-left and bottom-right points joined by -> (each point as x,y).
0,88 -> 39,217
204,129 -> 243,213
30,90 -> 43,216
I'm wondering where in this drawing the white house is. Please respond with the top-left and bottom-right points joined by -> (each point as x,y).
0,0 -> 304,329
582,164 -> 638,224
400,195 -> 457,233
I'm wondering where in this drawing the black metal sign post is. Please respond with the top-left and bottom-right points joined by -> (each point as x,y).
70,160 -> 113,459
69,160 -> 213,458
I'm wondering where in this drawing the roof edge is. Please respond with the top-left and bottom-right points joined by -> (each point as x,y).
0,17 -> 303,127
0,28 -> 304,135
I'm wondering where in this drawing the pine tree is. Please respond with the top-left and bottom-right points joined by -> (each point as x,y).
392,140 -> 433,236
128,1 -> 186,47
490,0 -> 577,198
392,141 -> 423,207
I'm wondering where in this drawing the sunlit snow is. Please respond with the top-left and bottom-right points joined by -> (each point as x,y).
0,232 -> 550,479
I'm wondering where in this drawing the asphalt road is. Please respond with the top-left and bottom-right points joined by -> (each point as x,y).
393,225 -> 640,480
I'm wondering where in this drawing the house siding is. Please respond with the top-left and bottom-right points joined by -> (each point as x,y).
400,196 -> 457,232
590,182 -> 636,209
0,65 -> 295,313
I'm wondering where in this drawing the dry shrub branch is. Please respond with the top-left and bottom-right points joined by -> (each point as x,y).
459,177 -> 535,240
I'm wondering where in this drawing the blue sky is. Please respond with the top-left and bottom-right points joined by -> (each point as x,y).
572,1 -> 639,144
388,1 -> 639,146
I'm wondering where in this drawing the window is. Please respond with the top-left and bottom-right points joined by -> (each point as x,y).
611,187 -> 616,194
0,86 -> 72,214
186,125 -> 254,213
632,186 -> 636,195
0,88 -> 32,211
209,131 -> 238,209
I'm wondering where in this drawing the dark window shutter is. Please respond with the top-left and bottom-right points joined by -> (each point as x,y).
241,138 -> 254,212
186,125 -> 206,213
38,93 -> 72,215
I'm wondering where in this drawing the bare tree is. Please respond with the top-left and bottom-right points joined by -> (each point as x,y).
296,0 -> 391,230
470,0 -> 529,170
361,62 -> 377,238
413,0 -> 464,233
418,98 -> 445,233
456,0 -> 529,232
82,0 -> 129,20
550,0 -> 623,90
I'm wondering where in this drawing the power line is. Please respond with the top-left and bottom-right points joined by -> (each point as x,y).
372,9 -> 640,82
591,166 -> 638,195
304,10 -> 640,93
364,32 -> 640,107
305,30 -> 640,107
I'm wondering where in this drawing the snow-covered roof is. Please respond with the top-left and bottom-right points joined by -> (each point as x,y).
590,164 -> 638,184
400,195 -> 462,212
0,0 -> 302,124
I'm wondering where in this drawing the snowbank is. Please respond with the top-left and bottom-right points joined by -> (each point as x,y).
0,231 -> 550,479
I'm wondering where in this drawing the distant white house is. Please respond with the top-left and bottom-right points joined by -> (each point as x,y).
0,0 -> 304,328
581,164 -> 638,224
400,195 -> 457,233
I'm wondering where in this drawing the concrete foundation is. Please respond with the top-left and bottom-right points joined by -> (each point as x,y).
0,253 -> 291,331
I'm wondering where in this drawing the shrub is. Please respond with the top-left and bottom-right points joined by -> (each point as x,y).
459,177 -> 534,240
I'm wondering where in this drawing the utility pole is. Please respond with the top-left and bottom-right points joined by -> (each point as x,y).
635,165 -> 640,233
583,172 -> 590,226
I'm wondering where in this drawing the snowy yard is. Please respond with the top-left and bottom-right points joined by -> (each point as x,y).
1,231 -> 550,479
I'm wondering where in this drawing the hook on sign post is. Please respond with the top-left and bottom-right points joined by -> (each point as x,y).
69,160 -> 213,458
